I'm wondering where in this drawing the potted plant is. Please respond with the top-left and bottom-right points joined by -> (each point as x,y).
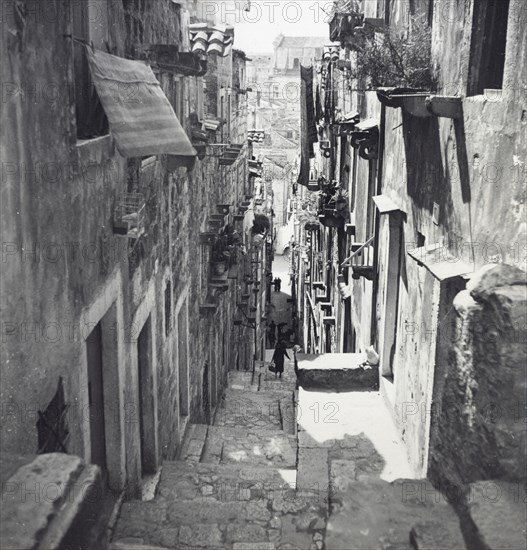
334,189 -> 349,211
211,224 -> 244,275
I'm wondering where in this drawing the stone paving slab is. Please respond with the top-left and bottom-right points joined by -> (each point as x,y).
210,426 -> 296,469
215,389 -> 284,430
467,480 -> 527,550
325,479 -> 465,550
297,447 -> 329,500
157,461 -> 295,503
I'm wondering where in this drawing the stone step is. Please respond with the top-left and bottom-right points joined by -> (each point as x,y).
111,541 -> 170,550
113,496 -> 325,550
204,425 -> 297,469
278,393 -> 296,435
156,460 -> 295,503
215,389 -> 285,430
177,423 -> 208,463
112,499 -> 274,548
228,370 -> 258,391
325,478 -> 466,550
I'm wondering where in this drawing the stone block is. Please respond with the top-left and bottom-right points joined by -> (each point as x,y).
467,481 -> 527,550
179,524 -> 224,547
410,521 -> 466,549
296,353 -> 379,391
325,479 -> 464,550
232,544 -> 275,550
0,452 -> 106,550
467,264 -> 527,301
226,523 -> 269,542
297,447 -> 329,506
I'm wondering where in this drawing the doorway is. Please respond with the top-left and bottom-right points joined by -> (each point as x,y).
85,302 -> 124,496
86,322 -> 107,475
137,316 -> 156,476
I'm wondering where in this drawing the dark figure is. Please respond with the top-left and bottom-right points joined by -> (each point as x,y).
276,322 -> 288,338
268,321 -> 276,347
273,277 -> 280,292
276,277 -> 282,292
272,340 -> 290,378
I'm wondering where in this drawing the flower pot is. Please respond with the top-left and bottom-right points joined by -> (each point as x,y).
212,261 -> 227,275
335,199 -> 347,211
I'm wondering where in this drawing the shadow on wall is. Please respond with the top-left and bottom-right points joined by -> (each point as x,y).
401,111 -> 463,237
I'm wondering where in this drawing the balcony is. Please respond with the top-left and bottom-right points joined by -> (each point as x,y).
318,186 -> 349,229
342,237 -> 375,281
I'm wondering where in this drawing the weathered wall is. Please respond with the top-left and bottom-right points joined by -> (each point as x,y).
428,264 -> 527,489
378,0 -> 527,475
1,0 -> 249,501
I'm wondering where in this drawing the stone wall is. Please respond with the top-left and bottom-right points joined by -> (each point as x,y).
428,264 -> 527,489
0,0 -> 249,505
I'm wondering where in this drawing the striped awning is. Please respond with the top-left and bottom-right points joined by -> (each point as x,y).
86,48 -> 197,161
189,23 -> 234,57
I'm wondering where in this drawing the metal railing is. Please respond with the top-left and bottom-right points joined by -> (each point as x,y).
340,235 -> 375,268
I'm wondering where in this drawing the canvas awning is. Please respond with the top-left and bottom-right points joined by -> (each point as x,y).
86,48 -> 197,162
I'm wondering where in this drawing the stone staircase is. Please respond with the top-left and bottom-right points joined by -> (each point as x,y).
110,362 -> 527,550
110,365 -> 326,550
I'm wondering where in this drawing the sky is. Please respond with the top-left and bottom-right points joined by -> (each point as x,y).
209,0 -> 332,53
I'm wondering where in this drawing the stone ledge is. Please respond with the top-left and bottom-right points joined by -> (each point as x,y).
0,452 -> 105,550
297,353 -> 379,391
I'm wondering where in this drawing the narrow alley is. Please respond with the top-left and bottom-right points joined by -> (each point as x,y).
1,0 -> 526,549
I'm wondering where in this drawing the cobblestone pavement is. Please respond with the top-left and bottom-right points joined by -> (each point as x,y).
111,362 -> 328,550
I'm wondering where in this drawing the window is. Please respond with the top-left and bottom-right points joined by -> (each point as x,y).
72,1 -> 109,139
467,0 -> 510,95
293,58 -> 300,69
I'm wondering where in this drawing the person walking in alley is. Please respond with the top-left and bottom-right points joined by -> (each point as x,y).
276,277 -> 282,292
276,322 -> 288,339
271,339 -> 290,379
273,277 -> 281,292
267,320 -> 276,348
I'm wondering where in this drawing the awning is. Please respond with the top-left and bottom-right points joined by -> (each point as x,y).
86,48 -> 197,162
372,194 -> 404,214
407,245 -> 474,281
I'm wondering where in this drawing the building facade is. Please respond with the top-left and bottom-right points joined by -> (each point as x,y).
293,0 -> 526,483
1,0 -> 261,510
